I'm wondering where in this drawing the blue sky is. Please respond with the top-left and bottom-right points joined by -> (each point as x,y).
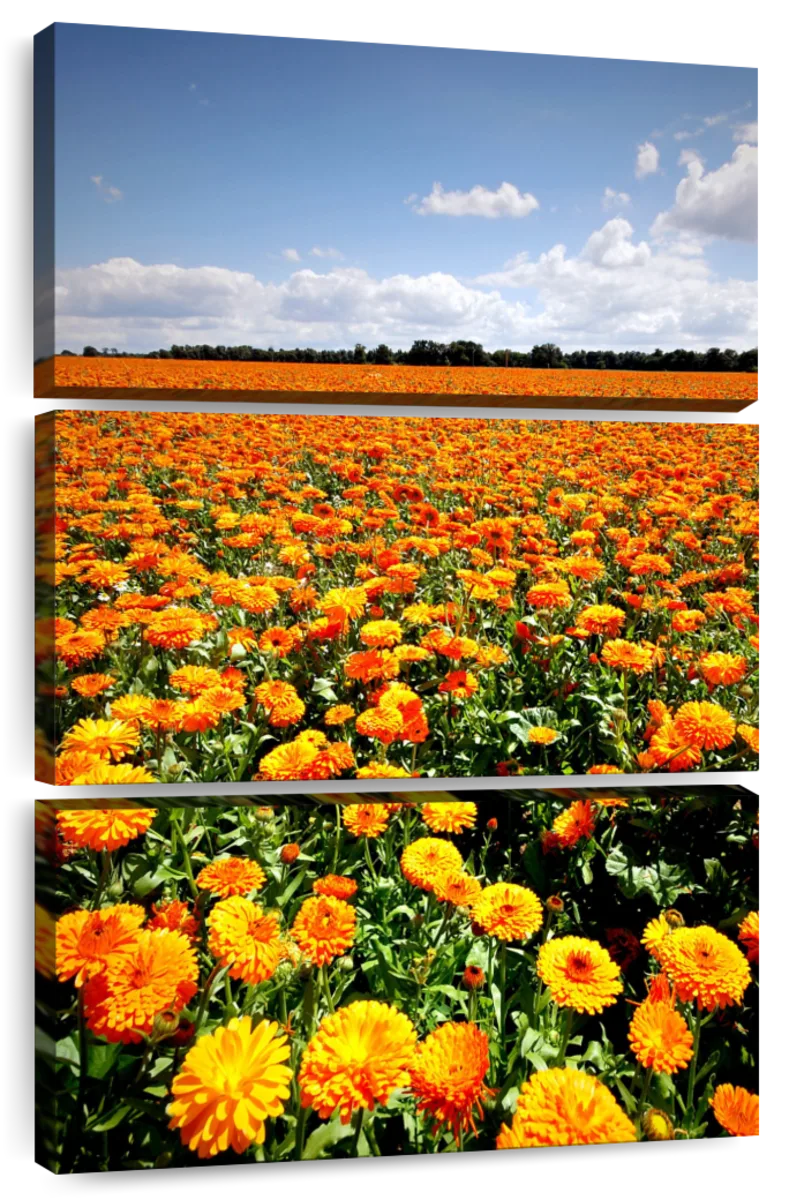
51,24 -> 758,352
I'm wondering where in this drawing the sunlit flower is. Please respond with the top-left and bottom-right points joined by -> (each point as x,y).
537,936 -> 623,1013
711,1083 -> 759,1137
60,717 -> 139,762
472,882 -> 543,941
656,925 -> 751,1010
313,874 -> 358,901
254,680 -> 306,727
422,801 -> 477,834
298,1000 -> 417,1123
401,837 -> 463,892
673,701 -> 737,751
576,604 -> 626,637
291,894 -> 356,966
552,799 -> 595,847
168,1016 -> 293,1158
207,896 -> 287,983
698,652 -> 747,688
148,899 -> 200,942
196,856 -> 265,898
56,904 -> 145,986
410,1022 -> 492,1143
434,871 -> 483,907
497,1068 -> 636,1148
342,803 -> 390,838
628,999 -> 694,1074
56,808 -> 156,852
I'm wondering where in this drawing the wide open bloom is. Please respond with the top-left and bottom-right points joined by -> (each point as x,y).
711,1083 -> 759,1137
313,874 -> 358,901
298,1000 -> 417,1123
60,718 -> 140,763
552,799 -> 595,848
472,883 -> 543,942
601,639 -> 654,675
144,607 -> 208,650
422,801 -> 477,834
291,894 -> 356,966
148,899 -> 200,942
497,1068 -> 636,1148
576,604 -> 626,637
254,680 -> 306,728
673,701 -> 736,751
537,936 -> 623,1013
434,871 -> 483,907
526,581 -> 572,610
656,925 -> 751,1010
342,803 -> 390,838
196,856 -> 265,898
207,896 -> 287,984
628,999 -> 694,1074
56,808 -> 156,852
738,911 -> 759,963
83,928 -> 199,1043
168,1016 -> 293,1158
410,1022 -> 492,1143
697,652 -> 747,688
401,837 -> 463,893
56,904 -> 145,986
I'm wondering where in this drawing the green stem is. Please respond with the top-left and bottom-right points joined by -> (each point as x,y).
90,850 -> 112,910
319,964 -> 335,1014
638,1066 -> 654,1116
684,1005 -> 703,1130
194,964 -> 222,1033
351,1106 -> 365,1157
224,974 -> 235,1020
556,1007 -> 574,1066
294,1102 -> 308,1161
173,815 -> 198,899
331,804 -> 342,873
363,837 -> 378,883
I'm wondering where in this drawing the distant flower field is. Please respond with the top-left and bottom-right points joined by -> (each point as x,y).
48,357 -> 759,402
45,411 -> 758,785
36,791 -> 759,1172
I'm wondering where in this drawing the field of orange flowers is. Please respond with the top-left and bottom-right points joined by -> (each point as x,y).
48,357 -> 759,403
35,791 -> 759,1171
44,411 -> 758,785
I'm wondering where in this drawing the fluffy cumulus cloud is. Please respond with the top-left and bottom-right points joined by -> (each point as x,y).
413,181 -> 539,218
602,187 -> 631,210
651,144 -> 757,243
55,216 -> 757,354
635,142 -> 659,179
732,120 -> 758,144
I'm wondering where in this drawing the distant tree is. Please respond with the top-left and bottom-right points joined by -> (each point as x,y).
82,346 -> 99,356
353,343 -> 367,363
371,344 -> 394,364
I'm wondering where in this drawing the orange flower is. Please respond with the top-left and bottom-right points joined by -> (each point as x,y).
526,581 -> 572,610
655,925 -> 751,1010
737,724 -> 759,754
356,705 -> 404,744
207,896 -> 287,983
673,701 -> 737,751
401,837 -> 463,892
291,894 -> 356,966
144,608 -> 208,650
528,725 -> 560,746
410,1022 -> 492,1143
738,911 -> 759,963
298,1000 -> 417,1122
628,999 -> 694,1074
169,664 -> 222,695
434,871 -> 483,907
56,808 -> 156,852
70,673 -> 115,698
280,842 -> 301,864
647,721 -> 702,772
576,604 -> 626,637
711,1084 -> 759,1137
601,639 -> 653,674
537,936 -> 623,1013
324,704 -> 355,726
195,856 -> 265,898
60,717 -> 139,762
56,904 -> 145,986
359,619 -> 403,648
168,1016 -> 293,1158
342,803 -> 390,838
438,670 -> 478,698
698,652 -> 747,688
472,883 -> 543,941
148,899 -> 200,942
83,928 -> 199,1043
254,680 -> 306,727
552,799 -> 596,848
422,801 -> 477,834
313,874 -> 358,901
671,609 -> 706,633
497,1068 -> 636,1148
642,914 -> 672,957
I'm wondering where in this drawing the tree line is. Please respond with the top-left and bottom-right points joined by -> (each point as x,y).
68,340 -> 758,373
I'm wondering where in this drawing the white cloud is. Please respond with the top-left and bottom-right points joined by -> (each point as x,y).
90,175 -> 122,203
651,144 -> 757,243
732,120 -> 758,144
635,142 -> 660,179
602,187 -> 631,210
677,148 -> 704,167
281,249 -> 301,262
310,247 -> 343,260
413,181 -> 539,219
674,129 -> 701,142
54,225 -> 757,355
703,113 -> 728,127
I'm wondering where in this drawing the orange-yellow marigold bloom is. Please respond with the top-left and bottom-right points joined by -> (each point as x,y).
656,925 -> 751,1011
56,808 -> 156,852
342,803 -> 390,838
298,1000 -> 417,1123
291,894 -> 356,966
737,724 -> 759,754
254,680 -> 306,728
195,856 -> 265,898
60,717 -> 140,763
628,1000 -> 694,1074
527,581 -> 572,610
642,914 -> 672,957
56,904 -> 145,986
422,801 -> 477,834
552,799 -> 596,848
313,874 -> 358,901
148,899 -> 200,942
601,639 -> 654,675
83,928 -> 199,1043
410,1022 -> 492,1143
207,896 -> 287,984
698,651 -> 747,688
711,1083 -> 759,1137
577,604 -> 626,637
401,837 -> 463,892
673,701 -> 737,751
497,1068 -> 636,1148
537,936 -> 623,1013
472,882 -> 543,942
434,871 -> 483,907
70,673 -> 115,698
168,1016 -> 293,1158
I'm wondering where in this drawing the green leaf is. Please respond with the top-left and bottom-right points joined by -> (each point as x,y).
303,1114 -> 354,1159
87,1042 -> 122,1080
88,1104 -> 131,1132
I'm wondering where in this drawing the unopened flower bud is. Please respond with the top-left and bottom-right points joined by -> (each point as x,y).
643,1108 -> 674,1141
151,1008 -> 181,1041
463,964 -> 485,990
